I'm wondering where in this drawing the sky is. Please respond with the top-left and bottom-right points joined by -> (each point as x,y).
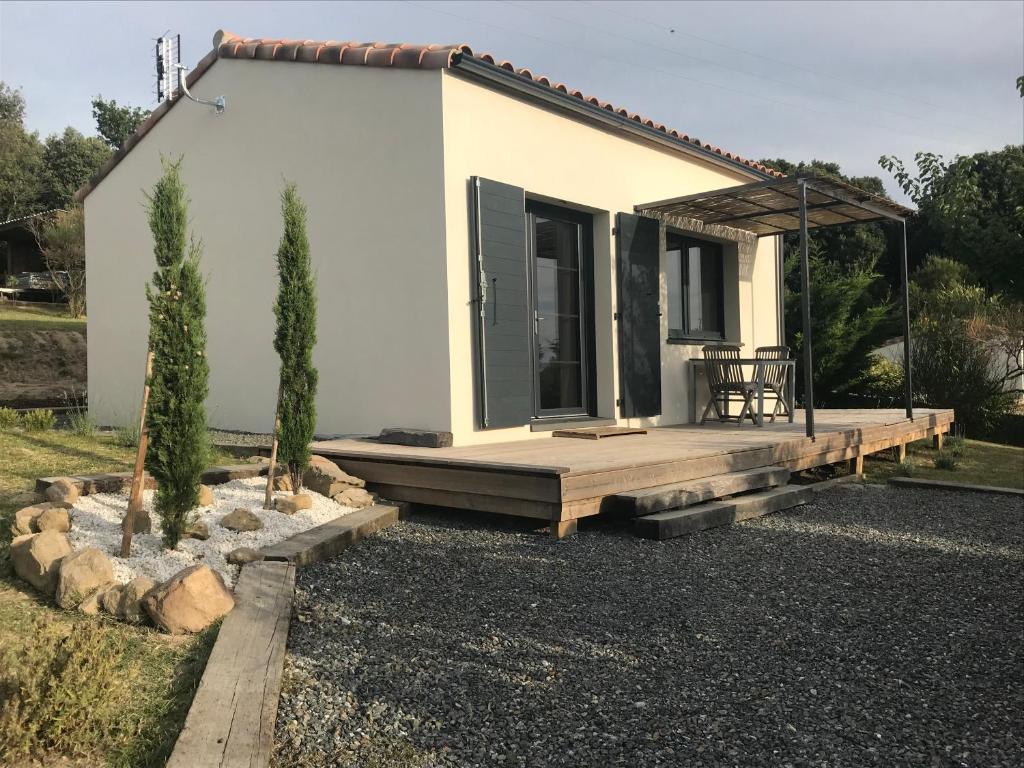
1,0 -> 1021,202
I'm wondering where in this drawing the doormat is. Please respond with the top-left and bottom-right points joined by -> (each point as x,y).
552,426 -> 648,440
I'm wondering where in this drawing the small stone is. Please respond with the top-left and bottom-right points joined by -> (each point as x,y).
101,585 -> 125,617
11,530 -> 73,594
227,547 -> 262,565
36,506 -> 71,533
123,508 -> 152,535
246,455 -> 270,464
44,477 -> 80,505
185,521 -> 210,540
273,474 -> 293,492
119,576 -> 157,624
56,547 -> 114,609
79,583 -> 114,615
333,487 -> 374,509
220,508 -> 264,532
198,484 -> 215,507
143,565 -> 235,634
275,494 -> 313,515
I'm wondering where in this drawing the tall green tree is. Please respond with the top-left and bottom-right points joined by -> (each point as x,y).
0,82 -> 43,221
38,127 -> 110,210
91,96 -> 150,151
273,184 -> 318,492
144,158 -> 209,548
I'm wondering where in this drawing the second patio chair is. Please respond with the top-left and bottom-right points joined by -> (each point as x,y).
755,345 -> 792,423
700,345 -> 759,425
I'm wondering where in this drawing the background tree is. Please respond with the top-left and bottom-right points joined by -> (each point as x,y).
0,82 -> 43,221
273,184 -> 318,492
144,158 -> 209,548
38,127 -> 110,210
29,207 -> 87,317
91,96 -> 150,151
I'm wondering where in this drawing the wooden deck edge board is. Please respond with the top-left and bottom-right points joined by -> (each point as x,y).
612,466 -> 790,516
166,561 -> 295,768
312,448 -> 570,477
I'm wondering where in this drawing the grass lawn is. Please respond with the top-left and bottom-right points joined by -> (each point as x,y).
0,303 -> 86,333
0,427 -> 226,767
864,437 -> 1024,490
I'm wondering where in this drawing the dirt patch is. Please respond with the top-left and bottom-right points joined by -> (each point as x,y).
0,330 -> 86,407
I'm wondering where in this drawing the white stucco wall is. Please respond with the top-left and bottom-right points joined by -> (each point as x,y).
85,60 -> 452,436
440,70 -> 781,445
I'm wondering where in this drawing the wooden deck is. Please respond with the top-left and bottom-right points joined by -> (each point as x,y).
313,409 -> 954,532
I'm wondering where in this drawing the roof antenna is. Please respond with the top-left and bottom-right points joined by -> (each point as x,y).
175,63 -> 226,114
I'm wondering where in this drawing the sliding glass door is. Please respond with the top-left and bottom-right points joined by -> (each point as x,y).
528,203 -> 590,418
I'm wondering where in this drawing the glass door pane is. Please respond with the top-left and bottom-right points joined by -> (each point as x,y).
533,216 -> 586,414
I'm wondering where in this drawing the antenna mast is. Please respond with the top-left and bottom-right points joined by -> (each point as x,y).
155,34 -> 181,103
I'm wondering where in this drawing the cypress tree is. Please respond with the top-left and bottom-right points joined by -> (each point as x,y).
144,158 -> 209,548
273,184 -> 318,492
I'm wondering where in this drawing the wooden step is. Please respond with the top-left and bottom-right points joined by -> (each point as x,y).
634,484 -> 814,541
613,466 -> 790,517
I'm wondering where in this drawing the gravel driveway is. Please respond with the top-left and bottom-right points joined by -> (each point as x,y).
274,485 -> 1024,767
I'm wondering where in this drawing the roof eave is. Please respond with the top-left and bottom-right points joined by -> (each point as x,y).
449,55 -> 776,183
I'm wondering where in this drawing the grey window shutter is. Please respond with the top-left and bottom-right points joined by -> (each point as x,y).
616,212 -> 662,418
472,177 -> 532,429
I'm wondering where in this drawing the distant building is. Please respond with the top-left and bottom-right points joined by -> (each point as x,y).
0,210 -> 56,279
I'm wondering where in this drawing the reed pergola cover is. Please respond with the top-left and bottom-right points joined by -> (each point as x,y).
637,174 -> 916,439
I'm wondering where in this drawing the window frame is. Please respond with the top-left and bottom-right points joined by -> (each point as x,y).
665,231 -> 726,343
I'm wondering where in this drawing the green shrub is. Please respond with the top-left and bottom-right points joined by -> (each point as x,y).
62,391 -> 95,436
895,458 -> 916,477
0,407 -> 19,430
144,158 -> 209,549
21,409 -> 56,432
934,450 -> 961,470
273,183 -> 318,492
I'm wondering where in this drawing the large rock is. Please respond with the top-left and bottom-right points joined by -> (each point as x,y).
197,485 -> 215,507
36,506 -> 71,533
79,583 -> 114,615
332,487 -> 375,509
273,474 -> 293,492
275,494 -> 313,515
142,565 -> 235,634
11,501 -> 71,536
220,508 -> 263,532
119,576 -> 157,624
303,456 -> 364,496
378,427 -> 453,448
11,530 -> 72,594
101,584 -> 125,616
44,477 -> 80,505
226,547 -> 262,565
56,547 -> 114,609
123,508 -> 152,535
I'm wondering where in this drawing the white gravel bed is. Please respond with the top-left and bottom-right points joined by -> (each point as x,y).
66,477 -> 354,587
276,485 -> 1024,767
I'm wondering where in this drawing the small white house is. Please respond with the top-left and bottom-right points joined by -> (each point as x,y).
81,30 -> 788,446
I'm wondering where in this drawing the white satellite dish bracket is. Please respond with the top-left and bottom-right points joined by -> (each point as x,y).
175,64 -> 226,114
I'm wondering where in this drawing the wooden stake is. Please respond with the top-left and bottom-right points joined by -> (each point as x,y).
121,349 -> 153,558
263,388 -> 282,510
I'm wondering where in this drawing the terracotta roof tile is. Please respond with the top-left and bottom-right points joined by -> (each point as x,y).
76,29 -> 781,200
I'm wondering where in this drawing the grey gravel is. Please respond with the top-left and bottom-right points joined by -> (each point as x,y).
274,486 -> 1024,767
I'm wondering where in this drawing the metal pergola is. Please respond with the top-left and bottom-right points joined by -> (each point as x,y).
638,174 -> 916,439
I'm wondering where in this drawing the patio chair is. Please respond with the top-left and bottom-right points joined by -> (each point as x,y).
755,345 -> 792,423
699,345 -> 759,425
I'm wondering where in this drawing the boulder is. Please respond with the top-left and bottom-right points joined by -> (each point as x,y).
275,494 -> 313,515
78,583 -> 114,615
198,484 -> 215,507
273,474 -> 293,492
11,530 -> 72,594
142,565 -> 235,634
226,547 -> 262,565
11,501 -> 71,536
184,521 -> 210,540
123,508 -> 152,535
56,547 -> 114,609
303,457 -> 364,496
220,508 -> 263,532
101,584 -> 125,617
119,576 -> 157,624
378,427 -> 453,449
36,506 -> 71,533
333,487 -> 375,509
44,478 -> 80,505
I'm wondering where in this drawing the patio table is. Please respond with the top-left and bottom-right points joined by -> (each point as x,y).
693,357 -> 796,427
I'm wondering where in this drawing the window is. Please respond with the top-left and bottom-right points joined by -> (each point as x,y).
666,233 -> 724,340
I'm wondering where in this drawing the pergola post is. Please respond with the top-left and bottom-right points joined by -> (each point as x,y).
798,179 -> 815,439
899,220 -> 913,420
